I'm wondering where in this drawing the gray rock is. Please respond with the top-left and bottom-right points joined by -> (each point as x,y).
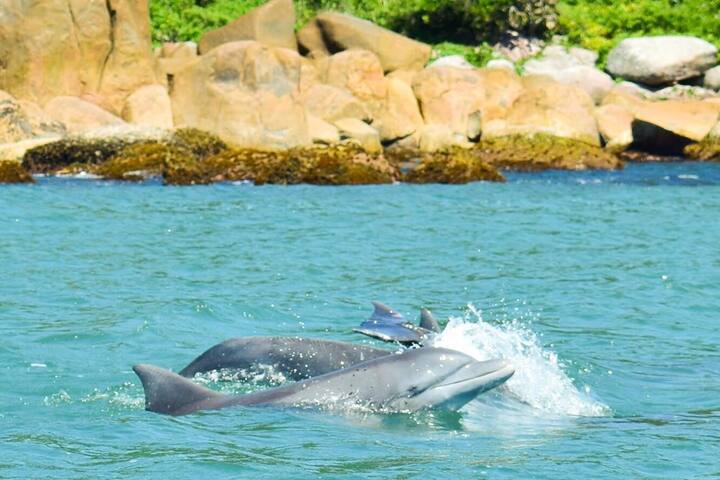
607,36 -> 718,86
704,66 -> 720,90
523,47 -> 611,103
485,59 -> 515,72
569,47 -> 598,66
649,84 -> 719,100
429,55 -> 474,69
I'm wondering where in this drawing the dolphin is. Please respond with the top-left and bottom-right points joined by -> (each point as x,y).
178,336 -> 393,380
134,347 -> 515,416
178,303 -> 442,381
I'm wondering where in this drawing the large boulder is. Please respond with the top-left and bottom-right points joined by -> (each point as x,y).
374,78 -> 424,141
302,12 -> 431,72
0,91 -> 65,143
482,76 -> 600,146
0,0 -> 159,114
158,42 -> 198,78
594,104 -> 633,151
607,36 -> 718,86
44,97 -> 125,134
631,100 -> 720,154
704,66 -> 720,91
322,49 -> 388,121
171,41 -> 310,149
122,85 -> 173,129
301,84 -> 370,123
523,46 -> 612,104
198,0 -> 297,54
333,118 -> 381,153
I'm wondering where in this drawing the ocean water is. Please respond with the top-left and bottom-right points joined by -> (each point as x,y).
1,162 -> 719,478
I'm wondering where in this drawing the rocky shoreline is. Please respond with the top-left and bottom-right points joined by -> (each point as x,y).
1,0 -> 719,185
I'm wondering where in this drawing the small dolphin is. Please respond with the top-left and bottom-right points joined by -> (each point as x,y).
353,302 -> 441,345
179,337 -> 392,380
134,347 -> 515,416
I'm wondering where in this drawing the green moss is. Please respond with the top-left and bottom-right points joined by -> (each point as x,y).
172,128 -> 228,160
684,139 -> 720,161
403,148 -> 505,183
0,160 -> 34,184
95,143 -> 197,181
475,134 -> 622,171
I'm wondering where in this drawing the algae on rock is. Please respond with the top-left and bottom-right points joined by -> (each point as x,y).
475,134 -> 622,171
402,148 -> 506,184
96,143 -> 197,181
684,139 -> 720,161
0,160 -> 34,183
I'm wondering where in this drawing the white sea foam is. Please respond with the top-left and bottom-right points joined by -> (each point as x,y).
431,304 -> 609,417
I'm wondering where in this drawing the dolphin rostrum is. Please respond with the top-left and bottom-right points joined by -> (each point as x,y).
134,347 -> 515,416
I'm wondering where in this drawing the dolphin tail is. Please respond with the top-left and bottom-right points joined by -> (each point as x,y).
133,364 -> 226,416
419,308 -> 441,333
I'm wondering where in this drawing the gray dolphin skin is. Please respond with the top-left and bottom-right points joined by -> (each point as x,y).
134,347 -> 515,416
178,337 -> 393,380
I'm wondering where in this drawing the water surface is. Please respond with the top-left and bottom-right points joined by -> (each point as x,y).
2,162 -> 719,478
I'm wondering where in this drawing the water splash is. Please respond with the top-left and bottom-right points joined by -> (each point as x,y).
431,304 -> 609,417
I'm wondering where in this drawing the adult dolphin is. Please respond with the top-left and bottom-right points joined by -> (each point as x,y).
178,336 -> 393,380
178,302 -> 440,380
134,347 -> 515,416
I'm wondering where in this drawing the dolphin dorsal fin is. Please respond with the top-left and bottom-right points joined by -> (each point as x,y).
133,364 -> 226,415
369,301 -> 406,324
419,308 -> 441,333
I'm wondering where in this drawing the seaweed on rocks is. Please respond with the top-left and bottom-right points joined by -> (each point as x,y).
684,138 -> 720,161
475,134 -> 623,171
401,147 -> 506,184
22,137 -> 134,174
95,142 -> 197,181
0,160 -> 34,184
171,128 -> 228,160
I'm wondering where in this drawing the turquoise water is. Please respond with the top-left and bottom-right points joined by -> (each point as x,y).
2,162 -> 719,478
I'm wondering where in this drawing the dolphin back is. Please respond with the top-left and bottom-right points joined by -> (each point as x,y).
133,364 -> 227,415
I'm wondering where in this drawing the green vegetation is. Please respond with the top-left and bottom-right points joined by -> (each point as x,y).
150,0 -> 720,68
558,0 -> 720,64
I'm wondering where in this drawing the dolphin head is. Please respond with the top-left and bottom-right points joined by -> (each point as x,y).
376,348 -> 515,412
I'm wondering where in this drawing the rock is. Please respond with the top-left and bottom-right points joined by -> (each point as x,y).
44,97 -> 125,134
322,49 -> 388,121
684,138 -> 720,161
704,66 -> 720,90
386,69 -> 418,86
569,47 -> 598,66
158,42 -> 198,78
122,85 -> 173,129
475,134 -> 622,171
301,84 -> 370,123
416,124 -> 464,152
307,114 -> 340,144
0,0 -> 159,114
649,85 -> 719,101
170,41 -> 310,149
607,36 -> 718,86
0,91 -> 65,143
311,12 -> 431,72
374,78 -> 424,141
613,81 -> 652,99
594,104 -> 634,151
297,19 -> 330,59
485,59 -> 515,72
403,148 -> 505,184
198,0 -> 297,54
631,100 -> 720,154
21,125 -> 191,174
523,49 -> 612,103
0,159 -> 34,183
333,118 -> 382,153
429,55 -> 474,69
0,137 -> 62,162
95,142 -> 195,181
482,76 -> 601,146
